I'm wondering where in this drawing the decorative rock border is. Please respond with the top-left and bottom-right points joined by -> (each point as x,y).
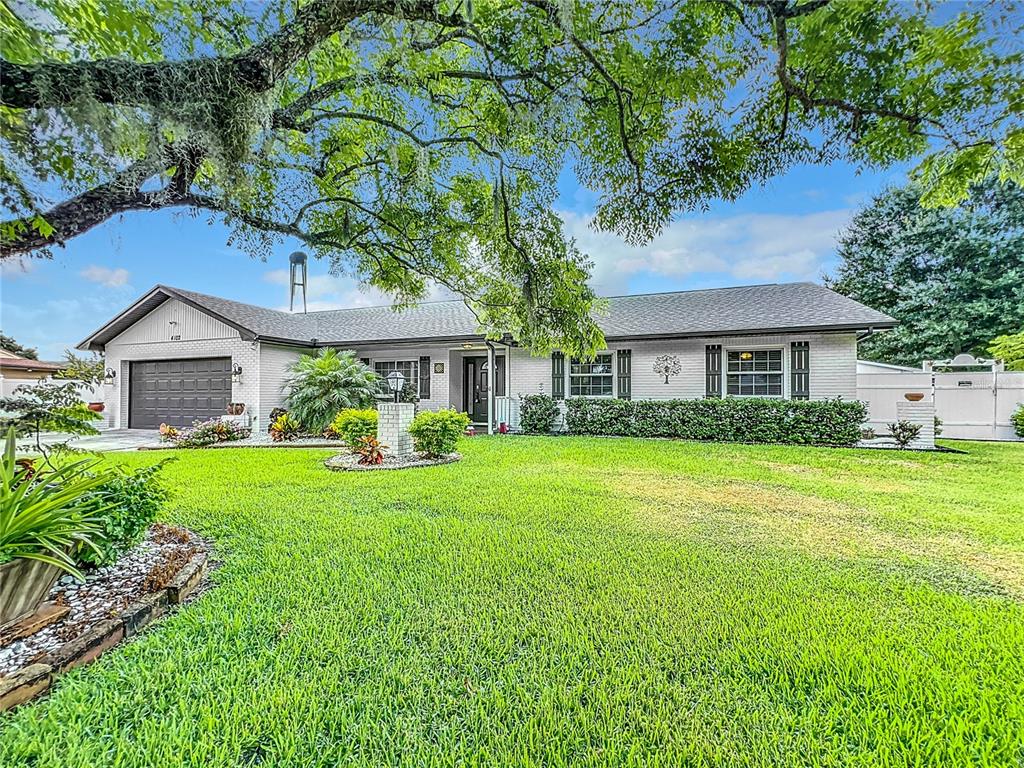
324,452 -> 461,472
0,548 -> 209,712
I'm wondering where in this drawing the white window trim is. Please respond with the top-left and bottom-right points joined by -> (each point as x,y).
722,345 -> 788,399
567,350 -> 616,398
372,359 -> 420,394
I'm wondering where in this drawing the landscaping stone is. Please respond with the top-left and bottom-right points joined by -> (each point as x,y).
167,554 -> 208,605
120,591 -> 168,638
324,452 -> 461,471
0,663 -> 51,711
0,602 -> 69,645
47,619 -> 124,675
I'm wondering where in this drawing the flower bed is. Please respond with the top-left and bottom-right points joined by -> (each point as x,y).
323,452 -> 461,471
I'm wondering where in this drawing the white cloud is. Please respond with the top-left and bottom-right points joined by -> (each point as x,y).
560,208 -> 851,294
0,257 -> 36,280
80,265 -> 130,288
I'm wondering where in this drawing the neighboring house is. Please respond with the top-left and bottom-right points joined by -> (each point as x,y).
0,349 -> 64,397
77,282 -> 896,432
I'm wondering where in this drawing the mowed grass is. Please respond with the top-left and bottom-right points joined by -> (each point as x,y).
1,438 -> 1023,767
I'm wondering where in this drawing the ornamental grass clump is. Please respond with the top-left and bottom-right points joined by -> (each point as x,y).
408,410 -> 471,457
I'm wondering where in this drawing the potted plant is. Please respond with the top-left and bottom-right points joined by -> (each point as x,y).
55,350 -> 106,413
0,429 -> 111,628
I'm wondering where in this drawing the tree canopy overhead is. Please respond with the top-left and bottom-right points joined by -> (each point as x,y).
2,0 -> 1022,354
828,176 -> 1024,367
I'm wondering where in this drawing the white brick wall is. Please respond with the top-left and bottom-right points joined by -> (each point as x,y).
895,400 -> 937,449
378,402 -> 414,455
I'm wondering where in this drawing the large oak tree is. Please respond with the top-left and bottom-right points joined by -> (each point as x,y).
1,0 -> 1021,353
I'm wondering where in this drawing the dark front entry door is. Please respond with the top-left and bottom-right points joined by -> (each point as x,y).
463,355 -> 505,423
129,358 -> 232,428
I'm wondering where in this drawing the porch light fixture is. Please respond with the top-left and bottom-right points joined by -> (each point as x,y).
104,367 -> 116,384
231,363 -> 243,383
461,343 -> 474,349
385,370 -> 406,402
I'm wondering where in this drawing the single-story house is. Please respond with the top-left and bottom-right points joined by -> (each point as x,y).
0,349 -> 65,397
77,282 -> 896,432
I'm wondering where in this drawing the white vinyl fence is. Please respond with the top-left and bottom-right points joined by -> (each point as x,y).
857,370 -> 1024,441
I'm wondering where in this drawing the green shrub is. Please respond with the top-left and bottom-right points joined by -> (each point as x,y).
1011,403 -> 1024,438
269,412 -> 302,442
0,428 -> 109,579
284,349 -> 378,433
328,408 -> 378,447
519,393 -> 560,434
888,419 -> 923,449
77,460 -> 171,566
408,409 -> 471,457
565,397 -> 868,446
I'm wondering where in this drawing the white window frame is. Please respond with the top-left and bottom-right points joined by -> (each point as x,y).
372,359 -> 419,396
568,351 -> 616,398
723,346 -> 787,399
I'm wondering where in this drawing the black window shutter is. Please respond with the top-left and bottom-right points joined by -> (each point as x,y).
617,349 -> 632,400
359,357 -> 370,367
419,356 -> 431,399
791,342 -> 809,400
551,352 -> 565,400
705,345 -> 722,398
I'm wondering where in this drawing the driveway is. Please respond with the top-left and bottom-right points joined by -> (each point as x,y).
36,429 -> 161,452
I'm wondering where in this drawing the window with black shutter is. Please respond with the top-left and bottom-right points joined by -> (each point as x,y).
705,345 -> 722,398
419,355 -> 431,399
617,349 -> 631,399
551,352 -> 565,400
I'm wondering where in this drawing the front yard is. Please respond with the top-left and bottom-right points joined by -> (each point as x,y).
1,437 -> 1022,766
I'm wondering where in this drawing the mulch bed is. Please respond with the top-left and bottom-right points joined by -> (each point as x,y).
0,524 -> 212,707
324,452 -> 461,471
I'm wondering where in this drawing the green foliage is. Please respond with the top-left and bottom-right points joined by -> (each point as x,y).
1011,404 -> 1024,439
284,350 -> 378,434
0,332 -> 37,359
354,435 -> 386,466
269,412 -> 302,443
0,428 -> 109,578
3,1 -> 1021,357
327,408 -> 377,448
829,177 -> 1024,367
166,418 -> 250,448
2,440 -> 1023,762
408,409 -> 471,457
55,350 -> 105,388
565,398 -> 868,447
888,420 -> 923,449
0,381 -> 101,457
518,393 -> 560,434
76,460 -> 171,567
988,331 -> 1024,371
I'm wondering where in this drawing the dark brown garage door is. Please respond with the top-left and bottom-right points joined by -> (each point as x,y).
129,358 -> 232,429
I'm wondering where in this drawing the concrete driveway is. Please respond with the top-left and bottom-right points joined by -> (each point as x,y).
36,429 -> 161,452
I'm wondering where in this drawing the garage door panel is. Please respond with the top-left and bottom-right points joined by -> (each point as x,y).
129,357 -> 231,428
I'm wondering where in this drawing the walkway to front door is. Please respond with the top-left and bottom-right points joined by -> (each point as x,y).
463,355 -> 505,423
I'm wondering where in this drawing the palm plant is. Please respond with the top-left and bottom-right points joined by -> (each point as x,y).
0,428 -> 111,578
283,349 -> 379,433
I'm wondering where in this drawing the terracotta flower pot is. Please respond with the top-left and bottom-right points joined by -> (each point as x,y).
0,557 -> 61,629
87,402 -> 105,412
904,392 -> 925,402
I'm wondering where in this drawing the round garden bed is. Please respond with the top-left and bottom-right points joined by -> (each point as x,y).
324,452 -> 461,471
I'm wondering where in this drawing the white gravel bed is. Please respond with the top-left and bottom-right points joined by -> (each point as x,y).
0,525 -> 209,677
324,452 -> 461,471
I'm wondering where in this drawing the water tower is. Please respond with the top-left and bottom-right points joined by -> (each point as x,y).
289,251 -> 307,313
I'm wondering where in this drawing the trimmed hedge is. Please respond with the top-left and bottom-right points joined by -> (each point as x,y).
565,397 -> 868,446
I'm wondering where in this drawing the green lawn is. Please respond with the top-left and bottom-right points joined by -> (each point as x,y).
2,438 -> 1023,767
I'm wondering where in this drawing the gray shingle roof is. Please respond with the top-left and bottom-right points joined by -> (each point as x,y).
79,282 -> 895,351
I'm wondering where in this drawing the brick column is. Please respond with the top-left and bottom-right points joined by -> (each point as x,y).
378,402 -> 415,456
895,400 -> 936,449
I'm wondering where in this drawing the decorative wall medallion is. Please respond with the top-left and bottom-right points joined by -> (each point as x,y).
434,362 -> 445,374
652,354 -> 682,384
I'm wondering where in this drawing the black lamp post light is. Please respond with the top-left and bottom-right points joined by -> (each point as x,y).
385,370 -> 406,403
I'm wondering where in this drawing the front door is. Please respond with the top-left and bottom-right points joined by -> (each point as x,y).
463,355 -> 505,423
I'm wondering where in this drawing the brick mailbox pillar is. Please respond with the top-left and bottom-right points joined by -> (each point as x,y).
378,402 -> 415,456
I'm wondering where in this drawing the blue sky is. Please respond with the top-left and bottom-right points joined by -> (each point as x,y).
0,157 -> 908,360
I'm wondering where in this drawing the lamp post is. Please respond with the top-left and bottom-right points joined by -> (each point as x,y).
385,370 -> 406,403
